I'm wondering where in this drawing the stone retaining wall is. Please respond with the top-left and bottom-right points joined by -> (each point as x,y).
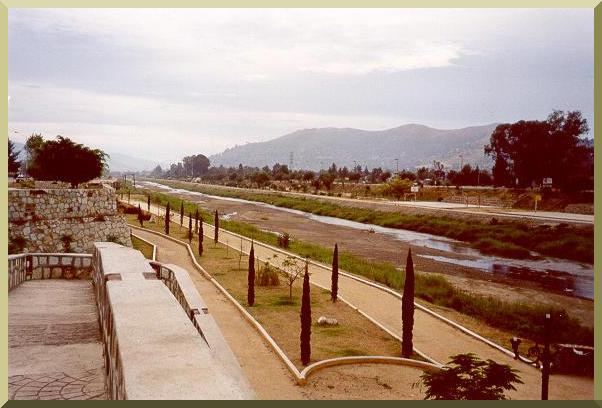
9,185 -> 131,253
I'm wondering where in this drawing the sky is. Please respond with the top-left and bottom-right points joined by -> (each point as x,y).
8,8 -> 594,164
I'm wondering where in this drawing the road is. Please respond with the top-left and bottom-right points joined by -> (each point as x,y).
149,179 -> 593,225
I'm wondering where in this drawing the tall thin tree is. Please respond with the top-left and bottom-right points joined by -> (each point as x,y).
180,201 -> 184,226
188,213 -> 193,243
165,202 -> 170,235
331,243 -> 339,302
401,247 -> 415,358
248,242 -> 255,306
137,204 -> 144,227
214,210 -> 219,244
300,260 -> 311,365
147,195 -> 151,211
194,207 -> 199,234
198,221 -> 204,256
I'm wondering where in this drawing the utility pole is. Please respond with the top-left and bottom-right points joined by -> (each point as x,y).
395,158 -> 399,174
541,313 -> 551,400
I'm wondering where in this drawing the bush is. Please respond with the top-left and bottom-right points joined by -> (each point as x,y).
9,236 -> 27,254
256,262 -> 280,286
277,232 -> 291,248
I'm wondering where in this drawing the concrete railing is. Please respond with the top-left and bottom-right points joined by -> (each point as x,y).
8,252 -> 93,291
91,242 -> 254,400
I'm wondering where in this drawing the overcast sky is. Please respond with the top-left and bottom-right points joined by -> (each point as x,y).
8,8 -> 593,163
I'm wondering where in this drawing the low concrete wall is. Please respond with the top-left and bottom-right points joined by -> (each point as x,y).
91,242 -> 254,400
8,253 -> 92,291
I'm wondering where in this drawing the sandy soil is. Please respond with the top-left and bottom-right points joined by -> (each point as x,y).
301,364 -> 426,400
135,186 -> 594,328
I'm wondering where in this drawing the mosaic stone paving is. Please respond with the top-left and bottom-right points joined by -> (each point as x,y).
9,280 -> 107,400
9,369 -> 106,400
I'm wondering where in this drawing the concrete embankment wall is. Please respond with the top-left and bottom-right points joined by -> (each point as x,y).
8,186 -> 131,253
92,242 -> 254,400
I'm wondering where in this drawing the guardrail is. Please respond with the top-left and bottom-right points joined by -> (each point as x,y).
8,252 -> 93,291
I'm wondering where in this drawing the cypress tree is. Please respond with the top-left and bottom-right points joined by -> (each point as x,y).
137,204 -> 143,227
214,210 -> 219,244
331,243 -> 339,302
147,195 -> 151,211
300,261 -> 311,365
198,221 -> 204,256
401,247 -> 415,358
194,208 -> 199,234
165,202 -> 170,235
188,213 -> 193,243
180,201 -> 184,226
248,242 -> 255,306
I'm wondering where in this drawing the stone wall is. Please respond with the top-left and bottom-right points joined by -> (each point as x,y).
9,186 -> 131,254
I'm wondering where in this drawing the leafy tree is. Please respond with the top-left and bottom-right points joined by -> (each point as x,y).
418,353 -> 523,400
214,210 -> 219,244
250,171 -> 271,187
331,243 -> 339,302
26,136 -> 107,187
300,261 -> 311,365
485,110 -> 591,190
318,172 -> 336,191
248,243 -> 255,306
282,255 -> 305,301
150,165 -> 163,178
165,202 -> 170,235
383,177 -> 413,199
198,221 -> 204,256
402,248 -> 415,358
8,139 -> 20,175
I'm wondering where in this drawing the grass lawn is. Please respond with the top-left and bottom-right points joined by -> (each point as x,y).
127,214 -> 412,369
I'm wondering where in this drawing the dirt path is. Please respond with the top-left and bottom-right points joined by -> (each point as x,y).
132,203 -> 593,400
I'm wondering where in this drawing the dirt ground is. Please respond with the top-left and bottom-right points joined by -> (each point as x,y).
301,364 -> 426,400
136,185 -> 594,328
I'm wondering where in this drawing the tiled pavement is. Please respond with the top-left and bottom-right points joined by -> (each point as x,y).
8,280 -> 107,400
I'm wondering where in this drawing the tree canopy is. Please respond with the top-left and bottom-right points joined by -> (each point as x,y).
8,139 -> 21,175
485,110 -> 592,190
25,135 -> 107,187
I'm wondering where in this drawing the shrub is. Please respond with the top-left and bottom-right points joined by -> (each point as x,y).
277,232 -> 291,248
418,353 -> 522,400
9,236 -> 27,254
256,262 -> 280,286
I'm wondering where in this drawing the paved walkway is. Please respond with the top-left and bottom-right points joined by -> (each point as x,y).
8,280 -> 106,400
132,200 -> 594,400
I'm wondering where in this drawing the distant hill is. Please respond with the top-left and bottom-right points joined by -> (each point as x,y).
210,123 -> 499,171
11,141 -> 157,173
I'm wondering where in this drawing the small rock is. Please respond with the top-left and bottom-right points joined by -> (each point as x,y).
317,316 -> 339,326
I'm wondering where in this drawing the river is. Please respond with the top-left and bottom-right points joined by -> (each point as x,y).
138,180 -> 594,299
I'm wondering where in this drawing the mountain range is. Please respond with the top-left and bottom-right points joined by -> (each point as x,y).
210,123 -> 499,171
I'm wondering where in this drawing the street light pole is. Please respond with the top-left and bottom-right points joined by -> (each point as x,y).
541,313 -> 551,400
